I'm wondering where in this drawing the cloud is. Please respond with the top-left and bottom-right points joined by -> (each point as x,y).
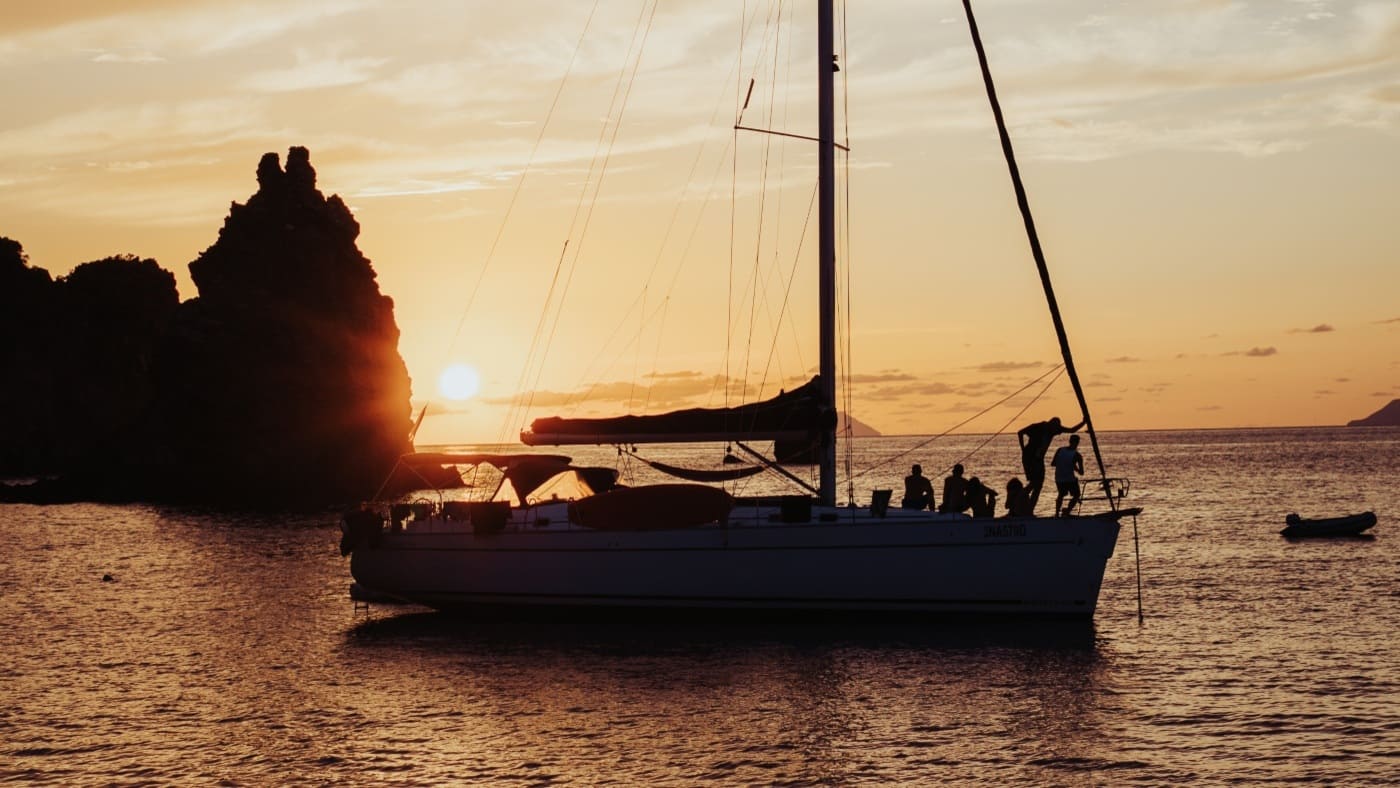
90,50 -> 166,64
862,382 -> 959,401
238,48 -> 388,93
412,399 -> 475,415
1223,346 -> 1278,357
1377,317 -> 1400,325
847,372 -> 918,384
483,373 -> 804,413
1105,356 -> 1140,363
1288,323 -> 1334,334
973,360 -> 1043,372
0,1 -> 373,63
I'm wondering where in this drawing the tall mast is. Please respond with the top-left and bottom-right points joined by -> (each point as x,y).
817,0 -> 837,505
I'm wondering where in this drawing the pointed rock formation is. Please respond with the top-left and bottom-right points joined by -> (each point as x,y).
146,147 -> 413,504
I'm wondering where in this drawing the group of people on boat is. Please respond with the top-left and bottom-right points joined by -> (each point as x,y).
900,416 -> 1086,518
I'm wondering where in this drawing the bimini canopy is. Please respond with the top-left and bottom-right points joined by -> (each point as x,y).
398,452 -> 610,503
521,375 -> 835,446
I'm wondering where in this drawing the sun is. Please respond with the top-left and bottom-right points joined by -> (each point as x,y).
437,363 -> 481,401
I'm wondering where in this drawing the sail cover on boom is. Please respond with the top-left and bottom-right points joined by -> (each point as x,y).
521,376 -> 835,447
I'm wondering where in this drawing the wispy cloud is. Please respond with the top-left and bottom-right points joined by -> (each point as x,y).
1224,346 -> 1279,357
973,360 -> 1043,372
1288,323 -> 1334,334
89,49 -> 166,64
848,372 -> 918,384
239,47 -> 388,93
1105,355 -> 1140,363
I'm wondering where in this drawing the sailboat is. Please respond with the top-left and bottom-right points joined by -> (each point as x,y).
343,1 -> 1140,618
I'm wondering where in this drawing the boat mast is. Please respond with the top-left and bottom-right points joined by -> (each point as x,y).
817,0 -> 837,506
960,0 -> 1112,506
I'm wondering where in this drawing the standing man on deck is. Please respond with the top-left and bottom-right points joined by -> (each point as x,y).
1051,434 -> 1085,517
1018,416 -> 1084,514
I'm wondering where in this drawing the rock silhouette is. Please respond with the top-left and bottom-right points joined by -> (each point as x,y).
2,148 -> 426,506
1,240 -> 178,478
1347,399 -> 1400,427
144,147 -> 413,504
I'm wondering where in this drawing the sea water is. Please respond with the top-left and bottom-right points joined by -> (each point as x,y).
2,427 -> 1397,785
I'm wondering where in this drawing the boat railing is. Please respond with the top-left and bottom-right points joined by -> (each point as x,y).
1078,476 -> 1130,508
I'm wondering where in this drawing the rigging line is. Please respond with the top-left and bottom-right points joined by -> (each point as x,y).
736,14 -> 783,428
735,0 -> 786,126
847,364 -> 1066,484
633,8 -> 781,415
502,239 -> 572,444
753,181 -> 818,416
560,127 -> 739,422
753,0 -> 796,406
509,2 -> 653,439
521,0 -> 659,429
725,0 -> 781,412
640,296 -> 670,415
543,29 -> 751,422
950,367 -> 1065,474
447,0 -> 602,357
727,1 -> 743,411
538,0 -> 770,425
739,0 -> 784,405
839,0 -> 855,502
596,134 -> 743,417
627,282 -> 647,415
961,0 -> 1113,509
775,0 -> 803,385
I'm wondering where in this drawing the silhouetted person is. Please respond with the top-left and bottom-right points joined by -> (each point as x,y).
1018,416 -> 1084,513
1005,477 -> 1033,517
1051,434 -> 1085,517
902,464 -> 934,510
939,464 -> 968,513
966,476 -> 998,518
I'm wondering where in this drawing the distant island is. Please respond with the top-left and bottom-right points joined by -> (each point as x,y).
843,413 -> 881,437
1348,399 -> 1400,427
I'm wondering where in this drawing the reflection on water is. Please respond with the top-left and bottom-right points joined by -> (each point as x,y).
4,428 -> 1399,785
337,613 -> 1110,785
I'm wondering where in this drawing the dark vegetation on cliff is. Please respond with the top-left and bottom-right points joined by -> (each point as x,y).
0,148 -> 425,506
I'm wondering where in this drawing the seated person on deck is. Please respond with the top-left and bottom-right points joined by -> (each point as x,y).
902,464 -> 935,510
1004,477 -> 1033,517
938,464 -> 968,513
965,476 -> 998,518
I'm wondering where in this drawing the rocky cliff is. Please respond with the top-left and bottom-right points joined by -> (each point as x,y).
2,148 -> 418,505
142,147 -> 413,504
0,240 -> 179,477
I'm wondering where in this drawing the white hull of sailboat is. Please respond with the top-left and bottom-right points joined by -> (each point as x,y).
350,509 -> 1121,617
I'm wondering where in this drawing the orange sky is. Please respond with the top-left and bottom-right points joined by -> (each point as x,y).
3,1 -> 1397,443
